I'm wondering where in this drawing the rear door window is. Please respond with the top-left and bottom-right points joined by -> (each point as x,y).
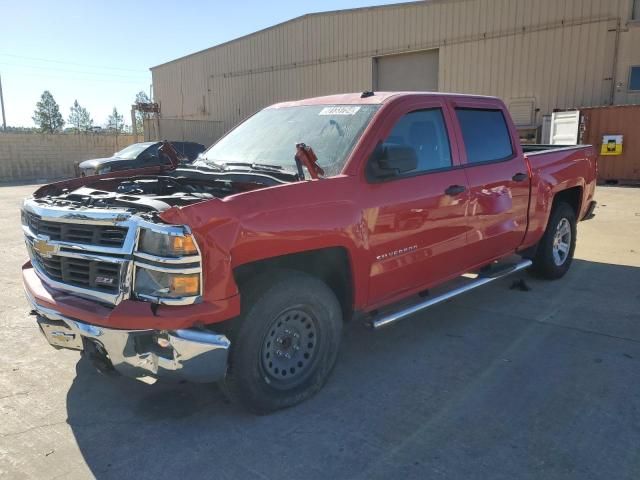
455,109 -> 514,164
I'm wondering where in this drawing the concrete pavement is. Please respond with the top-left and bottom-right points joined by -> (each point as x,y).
1,184 -> 639,480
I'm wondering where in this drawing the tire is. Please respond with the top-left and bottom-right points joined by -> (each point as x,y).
223,270 -> 343,414
530,202 -> 577,279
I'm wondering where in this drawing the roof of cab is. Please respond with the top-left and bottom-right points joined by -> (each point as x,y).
268,91 -> 499,108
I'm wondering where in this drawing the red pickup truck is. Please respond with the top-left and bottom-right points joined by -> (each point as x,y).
22,92 -> 597,413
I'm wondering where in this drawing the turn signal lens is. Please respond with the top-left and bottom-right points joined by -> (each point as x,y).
170,235 -> 198,256
170,274 -> 200,296
134,268 -> 201,299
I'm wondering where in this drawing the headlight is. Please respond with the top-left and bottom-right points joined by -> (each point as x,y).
97,166 -> 111,174
134,268 -> 200,299
134,228 -> 202,303
138,229 -> 198,257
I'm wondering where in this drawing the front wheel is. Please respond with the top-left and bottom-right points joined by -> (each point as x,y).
530,202 -> 577,279
223,270 -> 343,414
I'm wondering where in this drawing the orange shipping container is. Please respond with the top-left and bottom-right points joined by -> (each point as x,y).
580,105 -> 640,182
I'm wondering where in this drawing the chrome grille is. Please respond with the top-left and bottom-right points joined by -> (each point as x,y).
22,199 -> 200,306
32,251 -> 122,294
24,211 -> 128,247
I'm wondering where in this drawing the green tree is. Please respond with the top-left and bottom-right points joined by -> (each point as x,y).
134,91 -> 150,133
106,107 -> 124,134
32,91 -> 64,133
67,100 -> 93,133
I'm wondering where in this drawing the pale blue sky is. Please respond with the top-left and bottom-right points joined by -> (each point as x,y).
1,0 -> 401,128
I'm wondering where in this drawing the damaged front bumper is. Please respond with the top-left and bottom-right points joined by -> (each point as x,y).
28,294 -> 230,384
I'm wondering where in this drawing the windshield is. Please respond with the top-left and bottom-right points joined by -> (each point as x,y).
113,143 -> 152,160
200,105 -> 379,176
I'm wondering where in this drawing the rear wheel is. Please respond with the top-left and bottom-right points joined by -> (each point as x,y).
223,270 -> 343,414
530,202 -> 577,279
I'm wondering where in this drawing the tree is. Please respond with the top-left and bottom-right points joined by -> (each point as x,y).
67,100 -> 93,133
32,91 -> 64,133
4,126 -> 37,133
134,90 -> 150,133
106,107 -> 124,134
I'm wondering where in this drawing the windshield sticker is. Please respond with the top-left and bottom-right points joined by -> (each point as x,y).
319,106 -> 361,116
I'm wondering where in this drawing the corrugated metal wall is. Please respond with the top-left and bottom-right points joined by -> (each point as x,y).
143,118 -> 225,147
151,0 -> 640,136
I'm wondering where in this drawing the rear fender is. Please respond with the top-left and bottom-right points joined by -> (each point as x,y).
521,174 -> 585,250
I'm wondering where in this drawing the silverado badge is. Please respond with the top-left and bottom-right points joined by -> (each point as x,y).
32,237 -> 59,258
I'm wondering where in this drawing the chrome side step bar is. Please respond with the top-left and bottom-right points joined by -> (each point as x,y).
370,259 -> 532,329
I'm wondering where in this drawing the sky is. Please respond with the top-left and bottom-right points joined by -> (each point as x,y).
0,0 -> 402,128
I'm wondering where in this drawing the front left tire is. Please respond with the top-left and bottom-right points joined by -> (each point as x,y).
223,270 -> 343,414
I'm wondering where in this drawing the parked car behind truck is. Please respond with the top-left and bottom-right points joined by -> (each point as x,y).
22,92 -> 597,413
76,141 -> 205,176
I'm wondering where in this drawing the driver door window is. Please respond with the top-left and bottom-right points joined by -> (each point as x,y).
384,109 -> 453,175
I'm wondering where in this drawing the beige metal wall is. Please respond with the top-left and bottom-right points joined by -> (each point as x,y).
151,0 -> 640,133
143,118 -> 225,147
374,49 -> 439,91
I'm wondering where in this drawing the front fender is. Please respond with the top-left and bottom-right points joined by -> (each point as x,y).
160,177 -> 370,308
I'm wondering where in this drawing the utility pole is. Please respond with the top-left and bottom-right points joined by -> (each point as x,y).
131,105 -> 137,138
0,74 -> 6,131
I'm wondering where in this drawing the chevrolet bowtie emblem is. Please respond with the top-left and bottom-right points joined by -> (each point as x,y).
32,237 -> 59,258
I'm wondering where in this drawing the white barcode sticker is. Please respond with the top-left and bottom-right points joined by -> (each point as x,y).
319,106 -> 361,116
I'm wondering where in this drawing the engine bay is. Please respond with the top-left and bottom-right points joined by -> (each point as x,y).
30,169 -> 288,215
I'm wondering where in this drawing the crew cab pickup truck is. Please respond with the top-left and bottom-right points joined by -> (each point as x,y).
22,92 -> 597,413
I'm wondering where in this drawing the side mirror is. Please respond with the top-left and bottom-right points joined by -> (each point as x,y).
368,142 -> 418,179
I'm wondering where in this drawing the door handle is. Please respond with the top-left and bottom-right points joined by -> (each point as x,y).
512,173 -> 528,182
444,184 -> 466,196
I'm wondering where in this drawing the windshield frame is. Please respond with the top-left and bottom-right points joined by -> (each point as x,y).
199,104 -> 381,177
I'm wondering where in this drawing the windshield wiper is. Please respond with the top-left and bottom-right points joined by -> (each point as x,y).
194,159 -> 300,179
188,160 -> 225,172
220,162 -> 301,178
222,162 -> 283,171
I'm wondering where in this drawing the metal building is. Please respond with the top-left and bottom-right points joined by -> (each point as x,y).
150,0 -> 640,147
